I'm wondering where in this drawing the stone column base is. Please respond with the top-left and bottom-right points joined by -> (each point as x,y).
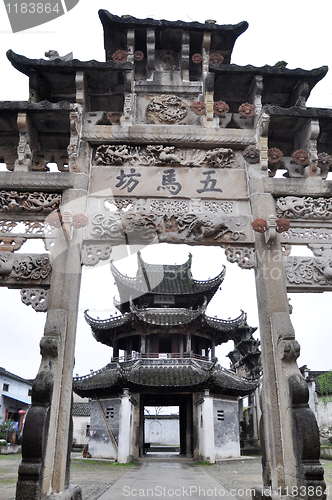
47,485 -> 82,500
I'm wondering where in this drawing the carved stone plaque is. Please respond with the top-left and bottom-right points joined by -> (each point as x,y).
89,165 -> 248,200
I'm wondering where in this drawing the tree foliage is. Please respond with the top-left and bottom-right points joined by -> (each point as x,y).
316,370 -> 332,405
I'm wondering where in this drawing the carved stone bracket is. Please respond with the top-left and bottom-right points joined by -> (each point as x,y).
21,288 -> 49,312
285,256 -> 332,291
81,244 -> 112,266
0,253 -> 52,287
224,246 -> 255,269
278,339 -> 301,362
0,237 -> 26,252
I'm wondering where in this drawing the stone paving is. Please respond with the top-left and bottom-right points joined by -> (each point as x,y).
1,454 -> 332,500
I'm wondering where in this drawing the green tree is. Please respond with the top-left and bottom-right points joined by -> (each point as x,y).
0,418 -> 15,440
316,370 -> 332,406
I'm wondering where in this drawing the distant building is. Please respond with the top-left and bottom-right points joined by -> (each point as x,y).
73,252 -> 259,462
72,395 -> 90,449
0,367 -> 32,435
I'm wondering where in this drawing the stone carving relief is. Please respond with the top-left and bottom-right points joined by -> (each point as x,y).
224,246 -> 255,269
87,209 -> 247,246
81,244 -> 113,266
0,253 -> 52,285
0,191 -> 61,214
276,196 -> 332,220
0,237 -> 26,252
21,288 -> 49,312
278,339 -> 301,362
94,144 -> 237,168
146,95 -> 187,123
281,227 -> 332,244
285,256 -> 332,287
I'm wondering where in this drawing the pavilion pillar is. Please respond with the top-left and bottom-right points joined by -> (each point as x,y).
140,333 -> 146,355
118,389 -> 134,463
248,163 -> 325,499
113,341 -> 119,360
211,341 -> 215,360
186,332 -> 191,354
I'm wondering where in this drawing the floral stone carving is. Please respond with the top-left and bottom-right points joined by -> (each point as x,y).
81,244 -> 113,266
190,102 -> 206,115
21,288 -> 49,312
214,101 -> 229,116
224,246 -> 255,269
112,49 -> 127,62
238,103 -> 255,117
292,149 -> 309,166
268,148 -> 283,164
146,95 -> 187,123
0,191 -> 61,214
243,146 -> 260,164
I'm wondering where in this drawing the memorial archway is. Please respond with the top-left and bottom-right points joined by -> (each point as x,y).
0,9 -> 331,500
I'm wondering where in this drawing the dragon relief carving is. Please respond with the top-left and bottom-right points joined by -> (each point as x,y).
94,144 -> 236,168
88,210 -> 247,245
285,256 -> 332,287
145,95 -> 187,123
276,196 -> 332,220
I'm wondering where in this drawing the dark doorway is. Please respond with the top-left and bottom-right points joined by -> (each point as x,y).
140,393 -> 193,457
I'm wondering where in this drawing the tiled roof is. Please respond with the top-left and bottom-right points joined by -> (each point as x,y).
130,299 -> 207,326
73,358 -> 258,397
72,402 -> 91,417
111,253 -> 226,301
0,367 -> 33,385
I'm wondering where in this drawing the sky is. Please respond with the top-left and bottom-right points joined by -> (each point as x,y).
0,0 -> 331,381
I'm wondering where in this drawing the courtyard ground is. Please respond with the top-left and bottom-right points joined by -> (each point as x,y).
1,454 -> 332,500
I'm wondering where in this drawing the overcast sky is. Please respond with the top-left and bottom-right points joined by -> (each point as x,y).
0,0 -> 331,380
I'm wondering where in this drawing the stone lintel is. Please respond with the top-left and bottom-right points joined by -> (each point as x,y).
83,124 -> 256,148
0,172 -> 74,191
265,177 -> 332,197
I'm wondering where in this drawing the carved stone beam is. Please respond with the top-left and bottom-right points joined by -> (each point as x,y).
146,28 -> 155,80
285,255 -> 332,292
255,112 -> 270,170
249,75 -> 263,116
288,80 -> 310,109
75,71 -> 87,109
294,119 -> 320,177
0,252 -> 52,288
181,31 -> 190,81
14,113 -> 39,172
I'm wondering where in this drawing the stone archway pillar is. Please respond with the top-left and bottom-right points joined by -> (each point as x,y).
248,163 -> 325,498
